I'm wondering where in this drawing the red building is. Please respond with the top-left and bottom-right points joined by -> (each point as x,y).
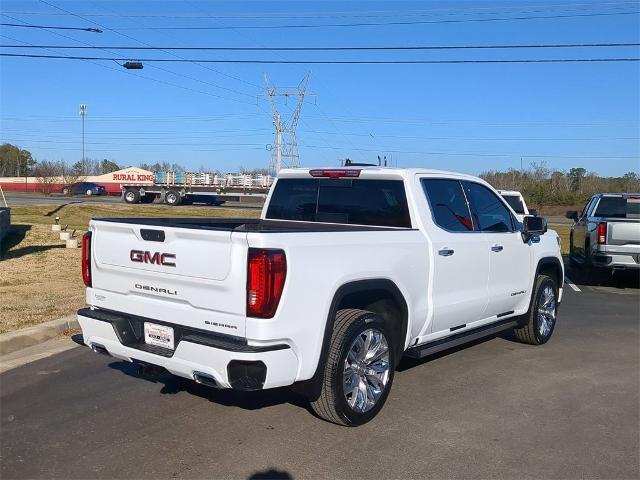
0,167 -> 155,195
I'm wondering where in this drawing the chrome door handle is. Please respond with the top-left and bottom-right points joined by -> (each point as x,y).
438,247 -> 455,256
491,244 -> 504,252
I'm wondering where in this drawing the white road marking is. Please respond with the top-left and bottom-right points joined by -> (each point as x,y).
564,276 -> 581,292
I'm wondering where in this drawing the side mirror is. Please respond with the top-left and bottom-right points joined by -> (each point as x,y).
528,208 -> 538,217
565,210 -> 578,221
522,215 -> 547,242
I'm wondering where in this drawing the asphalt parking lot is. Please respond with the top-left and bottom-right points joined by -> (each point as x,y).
1,266 -> 638,479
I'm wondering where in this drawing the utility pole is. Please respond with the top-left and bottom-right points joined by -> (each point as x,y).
79,104 -> 87,172
261,73 -> 313,173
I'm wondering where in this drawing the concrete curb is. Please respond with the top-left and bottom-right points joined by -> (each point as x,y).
0,314 -> 80,356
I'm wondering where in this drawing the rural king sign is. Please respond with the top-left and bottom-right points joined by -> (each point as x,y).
112,172 -> 155,182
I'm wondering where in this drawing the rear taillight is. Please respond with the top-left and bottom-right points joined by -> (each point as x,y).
247,248 -> 287,318
82,232 -> 92,287
597,222 -> 607,244
309,169 -> 361,178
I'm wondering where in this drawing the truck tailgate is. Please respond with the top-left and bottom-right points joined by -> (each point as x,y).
89,220 -> 248,337
608,219 -> 640,248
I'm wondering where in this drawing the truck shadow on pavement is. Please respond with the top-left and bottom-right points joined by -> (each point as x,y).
107,360 -> 311,412
105,335 -> 509,413
564,260 -> 639,290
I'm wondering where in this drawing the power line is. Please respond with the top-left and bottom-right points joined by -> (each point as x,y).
3,113 -> 636,126
3,42 -> 638,51
3,53 -> 639,64
34,1 -> 259,99
2,3 -> 636,19
105,11 -> 640,30
5,136 -> 636,159
3,2 -> 638,19
0,29 -> 253,104
81,0 -> 261,90
5,130 -> 637,142
0,22 -> 102,32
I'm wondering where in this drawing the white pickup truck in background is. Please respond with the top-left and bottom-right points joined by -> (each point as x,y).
498,190 -> 537,222
78,166 -> 563,426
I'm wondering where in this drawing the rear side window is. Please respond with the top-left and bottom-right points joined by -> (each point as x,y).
463,182 -> 514,232
501,194 -> 525,214
594,197 -> 640,219
422,179 -> 473,232
266,178 -> 411,228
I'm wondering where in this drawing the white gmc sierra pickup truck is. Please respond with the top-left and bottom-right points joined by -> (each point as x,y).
78,167 -> 563,426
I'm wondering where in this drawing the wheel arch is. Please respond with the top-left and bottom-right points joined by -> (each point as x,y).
295,278 -> 409,400
535,256 -> 563,292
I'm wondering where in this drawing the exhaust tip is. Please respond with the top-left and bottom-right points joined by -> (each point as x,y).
91,343 -> 110,356
193,371 -> 218,388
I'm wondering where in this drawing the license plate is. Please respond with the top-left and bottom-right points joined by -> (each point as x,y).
144,322 -> 174,350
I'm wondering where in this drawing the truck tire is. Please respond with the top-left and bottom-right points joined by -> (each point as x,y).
123,188 -> 140,204
513,274 -> 558,345
310,309 -> 395,426
165,190 -> 181,206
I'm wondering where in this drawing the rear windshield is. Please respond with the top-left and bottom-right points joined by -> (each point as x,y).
501,194 -> 526,214
266,178 -> 411,228
594,197 -> 640,219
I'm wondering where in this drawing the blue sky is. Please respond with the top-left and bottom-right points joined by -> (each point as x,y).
1,0 -> 639,176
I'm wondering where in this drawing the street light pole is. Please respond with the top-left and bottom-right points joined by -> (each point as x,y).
79,104 -> 87,172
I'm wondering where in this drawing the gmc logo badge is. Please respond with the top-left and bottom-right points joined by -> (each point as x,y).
130,250 -> 176,267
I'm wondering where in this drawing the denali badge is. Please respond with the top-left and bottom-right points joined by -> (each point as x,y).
135,284 -> 178,295
130,250 -> 176,267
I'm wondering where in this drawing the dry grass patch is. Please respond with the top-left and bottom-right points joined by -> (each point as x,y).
549,223 -> 571,256
0,224 -> 85,333
0,204 -> 259,333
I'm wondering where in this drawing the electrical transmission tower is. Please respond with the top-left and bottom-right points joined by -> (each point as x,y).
261,73 -> 313,173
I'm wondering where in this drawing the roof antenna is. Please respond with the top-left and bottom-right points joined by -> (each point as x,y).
377,155 -> 381,166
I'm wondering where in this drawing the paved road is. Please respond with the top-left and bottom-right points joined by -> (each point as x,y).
1,274 -> 638,479
3,192 -> 262,209
3,192 -> 119,206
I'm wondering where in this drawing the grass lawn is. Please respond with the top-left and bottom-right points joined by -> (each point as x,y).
0,203 -> 259,333
0,202 -> 570,334
551,223 -> 571,256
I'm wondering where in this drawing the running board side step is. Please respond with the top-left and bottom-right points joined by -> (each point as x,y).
404,319 -> 519,359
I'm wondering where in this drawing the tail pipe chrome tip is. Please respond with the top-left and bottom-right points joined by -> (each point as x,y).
193,371 -> 219,388
90,343 -> 109,356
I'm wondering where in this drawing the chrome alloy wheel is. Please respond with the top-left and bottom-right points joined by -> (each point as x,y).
125,191 -> 136,202
537,286 -> 557,337
342,328 -> 391,413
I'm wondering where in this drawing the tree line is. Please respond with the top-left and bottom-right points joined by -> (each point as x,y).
1,143 -> 121,178
480,164 -> 640,206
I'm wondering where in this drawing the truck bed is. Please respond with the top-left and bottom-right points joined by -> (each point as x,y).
92,217 -> 411,233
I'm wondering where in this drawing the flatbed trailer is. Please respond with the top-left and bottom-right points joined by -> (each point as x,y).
121,183 -> 270,206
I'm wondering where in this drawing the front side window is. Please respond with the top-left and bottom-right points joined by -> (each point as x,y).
581,198 -> 595,218
266,178 -> 411,228
422,178 -> 473,232
463,182 -> 514,233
